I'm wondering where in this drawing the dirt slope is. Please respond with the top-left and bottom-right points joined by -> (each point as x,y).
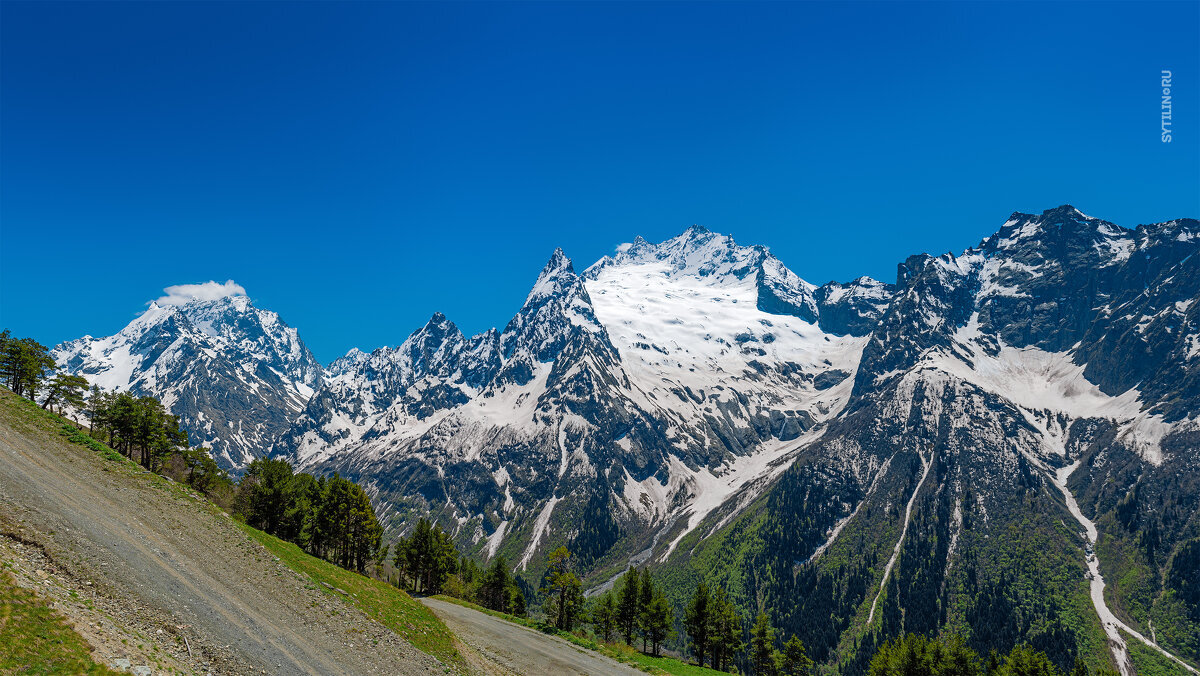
0,391 -> 446,675
421,598 -> 645,676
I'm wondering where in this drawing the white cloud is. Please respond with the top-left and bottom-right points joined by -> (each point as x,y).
155,280 -> 246,306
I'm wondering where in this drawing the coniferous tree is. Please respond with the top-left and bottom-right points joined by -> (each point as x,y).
242,458 -> 296,535
779,634 -> 814,676
999,645 -> 1062,676
644,590 -> 674,657
479,555 -> 514,613
869,633 -> 983,676
509,586 -> 527,617
685,581 -> 711,667
592,592 -> 617,643
542,546 -> 583,630
638,570 -> 655,651
709,586 -> 743,672
0,333 -> 55,399
617,567 -> 641,644
41,372 -> 88,415
84,385 -> 105,433
751,611 -> 779,676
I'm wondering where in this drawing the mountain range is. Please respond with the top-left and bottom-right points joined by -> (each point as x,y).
55,206 -> 1200,674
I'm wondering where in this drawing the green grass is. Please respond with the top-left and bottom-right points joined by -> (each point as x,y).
240,525 -> 465,671
0,389 -> 129,467
431,595 -> 726,676
0,567 -> 120,675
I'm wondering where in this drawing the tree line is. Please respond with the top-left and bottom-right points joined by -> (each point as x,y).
679,580 -> 813,675
591,565 -> 675,656
384,516 -> 529,616
2,330 -> 228,497
235,458 -> 383,574
1,330 -> 89,416
869,633 -> 1119,676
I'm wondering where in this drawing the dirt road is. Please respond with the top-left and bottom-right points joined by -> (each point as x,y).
0,396 -> 446,675
421,598 -> 645,676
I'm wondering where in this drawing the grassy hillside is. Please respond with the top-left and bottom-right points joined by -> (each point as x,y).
242,525 -> 464,669
0,388 -> 463,671
0,567 -> 120,675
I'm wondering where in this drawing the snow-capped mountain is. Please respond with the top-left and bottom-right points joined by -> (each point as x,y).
51,206 -> 1200,673
279,207 -> 1199,673
54,287 -> 322,469
279,227 -> 881,569
660,207 -> 1200,673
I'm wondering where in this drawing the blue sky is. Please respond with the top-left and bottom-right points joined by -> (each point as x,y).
2,1 -> 1197,363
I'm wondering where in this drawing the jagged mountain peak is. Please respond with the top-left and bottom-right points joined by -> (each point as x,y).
524,248 -> 583,305
981,205 -> 1132,261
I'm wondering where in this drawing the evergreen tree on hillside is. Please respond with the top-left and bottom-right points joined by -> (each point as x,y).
542,546 -> 583,630
592,592 -> 617,643
644,589 -> 674,657
685,581 -> 712,667
709,586 -> 744,672
751,611 -> 779,676
180,446 -> 228,496
90,393 -> 188,470
242,458 -> 295,535
346,484 -> 383,573
510,585 -> 527,617
41,372 -> 88,415
84,385 -> 105,433
478,555 -> 517,613
617,567 -> 641,644
0,332 -> 55,399
869,633 -> 984,676
998,645 -> 1062,676
779,634 -> 814,676
638,570 -> 655,651
396,517 -> 457,594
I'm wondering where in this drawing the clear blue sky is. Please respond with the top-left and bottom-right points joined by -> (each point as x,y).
2,1 -> 1197,363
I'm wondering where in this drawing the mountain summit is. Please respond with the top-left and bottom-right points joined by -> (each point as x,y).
54,287 -> 322,469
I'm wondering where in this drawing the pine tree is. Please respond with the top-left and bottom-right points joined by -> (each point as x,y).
0,334 -> 55,399
510,586 -> 527,617
592,592 -> 617,643
617,567 -> 641,644
869,633 -> 983,676
685,581 -> 711,667
542,546 -> 583,630
638,570 -> 655,651
779,634 -> 813,676
751,612 -> 779,676
479,555 -> 513,613
644,590 -> 674,657
41,372 -> 88,415
999,645 -> 1061,676
707,586 -> 744,672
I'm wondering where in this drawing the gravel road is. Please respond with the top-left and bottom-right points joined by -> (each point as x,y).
0,404 -> 447,675
421,598 -> 645,676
